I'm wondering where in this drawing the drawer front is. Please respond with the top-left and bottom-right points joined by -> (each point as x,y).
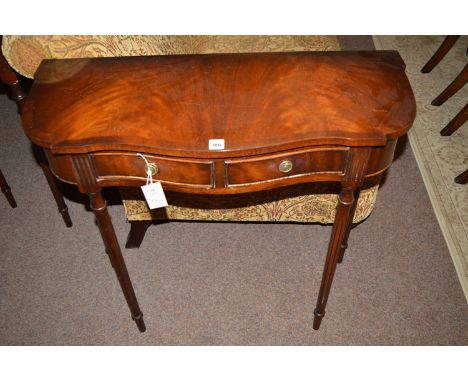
225,148 -> 347,186
92,152 -> 214,187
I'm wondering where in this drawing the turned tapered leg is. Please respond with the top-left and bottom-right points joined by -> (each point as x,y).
88,191 -> 146,332
337,188 -> 360,264
440,103 -> 468,136
126,220 -> 153,249
0,168 -> 17,208
455,169 -> 468,185
421,36 -> 460,73
313,185 -> 357,330
431,63 -> 468,106
34,146 -> 73,227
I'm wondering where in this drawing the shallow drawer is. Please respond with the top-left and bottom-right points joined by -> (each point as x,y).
92,152 -> 214,187
225,147 -> 347,186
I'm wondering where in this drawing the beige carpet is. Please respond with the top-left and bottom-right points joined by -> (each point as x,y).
374,36 -> 468,301
0,37 -> 467,345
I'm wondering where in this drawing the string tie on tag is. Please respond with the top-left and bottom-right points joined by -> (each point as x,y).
136,153 -> 153,185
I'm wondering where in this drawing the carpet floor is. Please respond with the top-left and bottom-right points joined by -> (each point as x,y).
374,35 -> 468,302
0,37 -> 467,345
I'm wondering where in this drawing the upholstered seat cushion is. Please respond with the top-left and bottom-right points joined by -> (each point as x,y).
2,35 -> 380,225
2,35 -> 340,78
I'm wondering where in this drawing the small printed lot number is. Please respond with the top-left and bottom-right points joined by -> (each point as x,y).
209,139 -> 225,150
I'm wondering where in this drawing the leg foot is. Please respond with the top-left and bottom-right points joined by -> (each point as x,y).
313,185 -> 357,329
313,308 -> 325,330
421,36 -> 460,73
440,103 -> 467,136
89,191 -> 145,332
455,169 -> 468,185
132,312 -> 146,332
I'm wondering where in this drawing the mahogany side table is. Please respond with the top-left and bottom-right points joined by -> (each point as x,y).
21,51 -> 416,332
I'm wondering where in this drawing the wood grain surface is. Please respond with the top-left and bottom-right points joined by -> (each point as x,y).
22,51 -> 416,157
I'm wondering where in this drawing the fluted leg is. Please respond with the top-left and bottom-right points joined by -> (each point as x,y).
313,185 -> 357,330
421,36 -> 460,73
0,168 -> 17,208
440,103 -> 467,136
125,220 -> 153,249
88,191 -> 146,332
431,63 -> 468,106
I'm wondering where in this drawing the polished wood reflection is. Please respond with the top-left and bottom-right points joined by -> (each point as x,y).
21,51 -> 416,332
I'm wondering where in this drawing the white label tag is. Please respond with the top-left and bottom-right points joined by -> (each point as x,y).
208,139 -> 225,150
140,181 -> 168,210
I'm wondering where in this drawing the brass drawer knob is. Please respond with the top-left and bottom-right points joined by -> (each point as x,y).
146,163 -> 158,176
278,160 -> 293,173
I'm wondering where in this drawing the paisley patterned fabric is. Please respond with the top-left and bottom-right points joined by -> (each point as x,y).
2,35 -> 340,79
121,179 -> 380,224
1,35 -> 380,224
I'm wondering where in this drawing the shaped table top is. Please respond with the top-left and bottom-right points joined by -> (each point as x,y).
22,51 -> 416,158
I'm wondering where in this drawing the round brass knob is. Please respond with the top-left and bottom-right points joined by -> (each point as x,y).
278,160 -> 293,173
146,163 -> 159,176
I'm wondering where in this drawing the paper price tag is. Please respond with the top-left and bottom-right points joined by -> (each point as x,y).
209,139 -> 225,150
141,181 -> 168,210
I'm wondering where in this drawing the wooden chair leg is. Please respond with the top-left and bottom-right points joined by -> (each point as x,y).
125,220 -> 153,249
88,191 -> 146,332
421,36 -> 460,73
455,169 -> 468,185
432,63 -> 468,106
0,168 -> 17,208
440,103 -> 468,136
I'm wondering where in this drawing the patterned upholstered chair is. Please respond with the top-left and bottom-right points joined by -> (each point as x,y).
1,35 -> 381,247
